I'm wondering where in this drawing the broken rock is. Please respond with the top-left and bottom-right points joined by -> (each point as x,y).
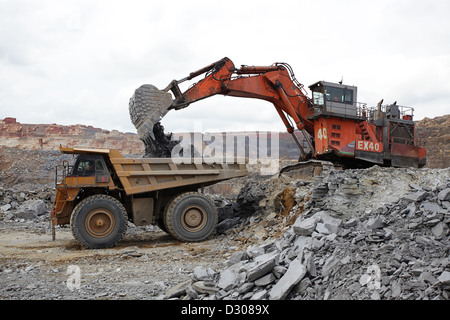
402,191 -> 429,203
321,256 -> 340,277
438,188 -> 450,201
254,273 -> 276,286
366,216 -> 385,229
293,216 -> 317,236
246,254 -> 277,282
391,280 -> 402,298
193,267 -> 216,281
431,222 -> 446,239
269,257 -> 306,300
192,281 -> 219,295
0,204 -> 11,212
164,280 -> 191,299
14,200 -> 46,220
218,269 -> 241,291
437,271 -> 450,287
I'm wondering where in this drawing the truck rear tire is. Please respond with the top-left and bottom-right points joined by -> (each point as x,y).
70,195 -> 128,249
164,192 -> 217,242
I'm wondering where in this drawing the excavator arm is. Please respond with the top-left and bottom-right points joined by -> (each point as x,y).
167,57 -> 313,133
159,57 -> 314,157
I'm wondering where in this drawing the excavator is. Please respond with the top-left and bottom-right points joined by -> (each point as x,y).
129,57 -> 426,169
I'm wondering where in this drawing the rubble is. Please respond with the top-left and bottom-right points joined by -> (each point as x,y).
293,216 -> 317,236
2,158 -> 449,300
14,200 -> 47,220
439,188 -> 450,201
0,186 -> 53,222
269,257 -> 306,300
166,166 -> 450,300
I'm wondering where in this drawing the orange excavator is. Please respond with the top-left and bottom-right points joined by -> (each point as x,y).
129,57 -> 426,168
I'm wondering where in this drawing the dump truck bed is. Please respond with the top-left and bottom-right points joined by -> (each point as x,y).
60,147 -> 248,195
111,157 -> 247,195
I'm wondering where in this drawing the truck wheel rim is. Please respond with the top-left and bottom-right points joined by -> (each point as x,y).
85,209 -> 115,238
180,205 -> 207,232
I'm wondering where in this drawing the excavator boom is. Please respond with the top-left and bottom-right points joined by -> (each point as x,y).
167,57 -> 314,135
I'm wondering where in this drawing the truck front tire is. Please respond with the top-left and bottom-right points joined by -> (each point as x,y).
70,195 -> 128,249
164,192 -> 218,242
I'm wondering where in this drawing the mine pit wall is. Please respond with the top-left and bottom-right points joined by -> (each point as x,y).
0,119 -> 145,154
1,115 -> 449,168
0,115 -> 448,192
415,115 -> 450,168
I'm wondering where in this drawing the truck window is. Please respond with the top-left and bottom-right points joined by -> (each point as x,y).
73,160 -> 95,177
95,160 -> 104,171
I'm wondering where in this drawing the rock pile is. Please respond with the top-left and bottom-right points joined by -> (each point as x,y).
0,147 -> 74,188
306,165 -> 450,218
0,186 -> 53,222
212,174 -> 277,235
166,166 -> 450,300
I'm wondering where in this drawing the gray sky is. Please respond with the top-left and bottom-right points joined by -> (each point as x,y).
1,0 -> 449,134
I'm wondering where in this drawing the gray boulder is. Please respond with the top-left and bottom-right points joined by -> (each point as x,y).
269,257 -> 306,300
293,216 -> 317,236
14,200 -> 46,220
438,188 -> 450,201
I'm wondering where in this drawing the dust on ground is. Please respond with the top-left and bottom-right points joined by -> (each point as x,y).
0,220 -> 239,300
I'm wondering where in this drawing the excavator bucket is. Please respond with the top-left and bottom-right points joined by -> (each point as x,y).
129,84 -> 173,143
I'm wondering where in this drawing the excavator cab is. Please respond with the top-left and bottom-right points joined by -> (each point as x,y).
308,81 -> 425,168
308,81 -> 359,119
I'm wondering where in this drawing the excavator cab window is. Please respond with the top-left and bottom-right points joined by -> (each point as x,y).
325,86 -> 353,104
312,91 -> 325,106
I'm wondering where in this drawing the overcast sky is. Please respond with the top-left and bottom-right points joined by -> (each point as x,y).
1,0 -> 449,134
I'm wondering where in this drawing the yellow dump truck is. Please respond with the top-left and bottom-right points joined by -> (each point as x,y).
51,146 -> 248,249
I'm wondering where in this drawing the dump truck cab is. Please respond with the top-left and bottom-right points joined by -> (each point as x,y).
51,148 -> 118,226
51,146 -> 248,249
71,154 -> 111,182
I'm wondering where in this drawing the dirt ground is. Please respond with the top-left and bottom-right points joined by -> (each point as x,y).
0,220 -> 241,300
